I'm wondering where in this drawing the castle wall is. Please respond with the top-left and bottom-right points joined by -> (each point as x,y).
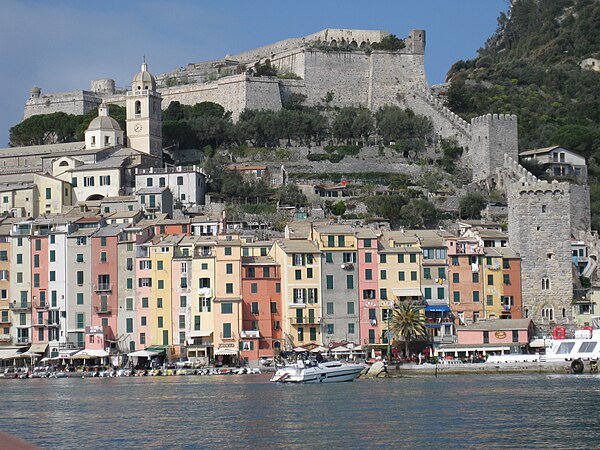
24,90 -> 102,119
569,183 -> 591,233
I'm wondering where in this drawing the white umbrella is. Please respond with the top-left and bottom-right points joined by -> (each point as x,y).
127,350 -> 159,358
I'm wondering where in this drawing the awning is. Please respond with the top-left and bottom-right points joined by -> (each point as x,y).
293,346 -> 307,352
188,331 -> 213,338
28,343 -> 48,354
310,346 -> 328,353
425,305 -> 451,313
392,288 -> 423,297
145,346 -> 167,353
1,352 -> 22,360
127,350 -> 159,358
71,349 -> 108,359
214,348 -> 239,356
331,346 -> 351,354
529,338 -> 552,348
0,348 -> 20,359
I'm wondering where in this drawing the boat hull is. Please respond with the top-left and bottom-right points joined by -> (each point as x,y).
271,363 -> 364,383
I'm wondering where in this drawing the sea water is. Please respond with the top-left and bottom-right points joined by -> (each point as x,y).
1,373 -> 599,449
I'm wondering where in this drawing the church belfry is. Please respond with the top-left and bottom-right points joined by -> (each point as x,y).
126,62 -> 162,157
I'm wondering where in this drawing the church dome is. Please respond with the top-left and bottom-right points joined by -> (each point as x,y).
132,62 -> 156,91
86,103 -> 121,132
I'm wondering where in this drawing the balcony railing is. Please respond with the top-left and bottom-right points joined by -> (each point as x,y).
93,284 -> 112,292
290,316 -> 320,325
94,306 -> 112,314
220,332 -> 236,340
46,320 -> 60,327
10,302 -> 31,310
240,330 -> 260,338
16,337 -> 31,344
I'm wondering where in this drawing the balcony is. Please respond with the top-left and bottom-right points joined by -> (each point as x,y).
94,306 -> 112,315
220,332 -> 236,341
240,330 -> 260,339
290,316 -> 320,325
46,320 -> 60,327
10,302 -> 31,310
198,288 -> 212,298
93,284 -> 112,292
290,302 -> 306,308
16,337 -> 31,345
0,334 -> 11,342
35,303 -> 48,310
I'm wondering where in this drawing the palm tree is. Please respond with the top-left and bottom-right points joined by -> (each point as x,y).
390,301 -> 426,358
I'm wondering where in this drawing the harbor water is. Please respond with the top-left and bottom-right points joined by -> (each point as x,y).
1,373 -> 600,449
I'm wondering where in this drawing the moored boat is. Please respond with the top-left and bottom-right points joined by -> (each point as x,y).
271,359 -> 364,383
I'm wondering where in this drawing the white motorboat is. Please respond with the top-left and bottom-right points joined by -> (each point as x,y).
270,359 -> 364,383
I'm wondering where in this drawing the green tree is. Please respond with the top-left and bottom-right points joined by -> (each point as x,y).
331,201 -> 347,216
276,184 -> 308,207
390,301 -> 426,358
399,199 -> 439,228
459,193 -> 488,219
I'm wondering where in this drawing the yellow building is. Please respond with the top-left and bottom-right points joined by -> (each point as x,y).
213,237 -> 242,363
188,237 -> 217,363
378,231 -> 423,344
147,234 -> 181,349
271,239 -> 322,349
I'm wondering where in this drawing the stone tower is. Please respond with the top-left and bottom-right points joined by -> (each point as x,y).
469,114 -> 519,183
406,29 -> 426,54
507,175 -> 576,333
126,62 -> 162,157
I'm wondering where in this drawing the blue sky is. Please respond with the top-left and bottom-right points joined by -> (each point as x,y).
0,0 -> 509,146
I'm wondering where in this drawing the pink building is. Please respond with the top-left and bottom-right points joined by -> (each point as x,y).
31,235 -> 49,346
357,230 -> 380,347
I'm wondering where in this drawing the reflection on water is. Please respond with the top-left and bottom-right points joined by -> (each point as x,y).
2,374 -> 600,449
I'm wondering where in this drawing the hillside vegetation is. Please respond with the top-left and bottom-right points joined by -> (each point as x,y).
446,0 -> 600,228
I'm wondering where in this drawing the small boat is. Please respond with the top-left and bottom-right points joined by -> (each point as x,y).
271,359 -> 364,383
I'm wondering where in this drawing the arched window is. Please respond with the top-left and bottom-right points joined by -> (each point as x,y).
59,161 -> 69,167
542,306 -> 554,321
541,277 -> 551,290
135,100 -> 141,115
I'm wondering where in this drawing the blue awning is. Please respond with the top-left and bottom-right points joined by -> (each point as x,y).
425,305 -> 451,313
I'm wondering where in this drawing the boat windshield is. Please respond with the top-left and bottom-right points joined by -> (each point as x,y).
578,342 -> 597,353
556,342 -> 576,354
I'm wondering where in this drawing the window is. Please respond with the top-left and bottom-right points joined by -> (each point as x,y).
77,293 -> 84,305
346,275 -> 354,289
142,297 -> 149,308
380,288 -> 387,300
409,253 -> 416,263
139,260 -> 152,270
472,272 -> 479,283
159,177 -> 166,187
542,278 -> 551,290
194,315 -> 201,331
138,278 -> 152,288
410,271 -> 417,281
295,269 -> 301,280
326,302 -> 334,315
45,187 -> 52,200
398,272 -> 405,281
157,298 -> 163,308
326,275 -> 334,290
308,288 -> 318,304
35,239 -> 41,251
487,295 -> 494,306
365,252 -> 372,263
487,275 -> 494,286
158,317 -> 163,328
263,267 -> 270,278
227,263 -> 233,274
157,260 -> 163,270
140,316 -> 147,327
436,287 -> 444,300
275,283 -> 280,293
306,268 -> 313,279
158,280 -> 164,289
325,252 -> 333,263
177,176 -> 184,186
379,254 -> 387,264
34,254 -> 40,268
453,291 -> 460,303
33,273 -> 40,288
503,259 -> 510,269
397,254 -> 404,263
76,271 -> 84,285
221,303 -> 233,314
225,283 -> 233,294
140,333 -> 146,345
99,175 -> 111,186
126,318 -> 133,333
270,302 -> 277,313
49,250 -> 55,262
16,272 -> 23,283
424,288 -> 432,300
473,291 -> 480,302
512,330 -> 519,343
503,274 -> 511,285
76,313 -> 84,329
223,323 -> 232,339
347,302 -> 355,315
365,269 -> 372,280
16,254 -> 22,264
224,247 -> 232,256
326,324 -> 334,335
483,331 -> 489,344
363,290 -> 376,300
251,283 -> 258,294
49,271 -> 55,282
423,268 -> 431,279
338,236 -> 345,247
452,273 -> 460,283
297,327 -> 304,342
83,176 -> 94,187
201,298 -> 211,313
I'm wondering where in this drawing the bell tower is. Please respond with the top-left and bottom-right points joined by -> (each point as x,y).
126,62 -> 162,157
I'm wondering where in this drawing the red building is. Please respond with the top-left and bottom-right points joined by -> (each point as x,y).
240,256 -> 282,365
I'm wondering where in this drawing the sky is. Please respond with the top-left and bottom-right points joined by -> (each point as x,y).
0,0 -> 509,147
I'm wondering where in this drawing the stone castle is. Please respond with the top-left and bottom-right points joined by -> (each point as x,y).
20,28 -> 596,333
